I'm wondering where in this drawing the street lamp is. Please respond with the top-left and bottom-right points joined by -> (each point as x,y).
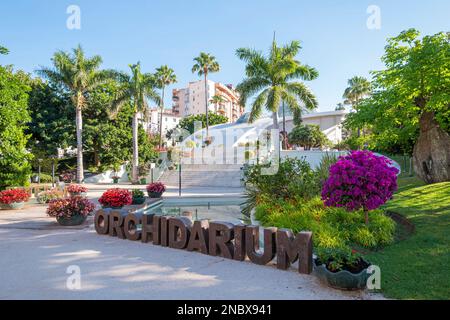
37,159 -> 43,185
50,156 -> 57,188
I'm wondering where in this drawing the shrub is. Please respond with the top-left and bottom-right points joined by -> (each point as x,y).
98,189 -> 132,208
146,182 -> 166,194
67,184 -> 88,194
0,189 -> 30,204
132,189 -> 145,198
37,189 -> 64,203
47,197 -> 95,218
255,196 -> 395,251
321,150 -> 398,224
32,173 -> 53,183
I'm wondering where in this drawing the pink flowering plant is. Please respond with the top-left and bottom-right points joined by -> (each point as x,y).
321,150 -> 399,224
146,182 -> 166,194
47,197 -> 95,218
67,184 -> 88,194
98,188 -> 132,208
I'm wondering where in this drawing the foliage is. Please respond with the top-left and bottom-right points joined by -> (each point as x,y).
314,152 -> 338,188
342,76 -> 372,108
176,112 -> 228,134
47,196 -> 95,218
132,189 -> 145,199
236,38 -> 318,126
32,173 -> 54,183
0,45 -> 9,55
0,66 -> 33,189
322,151 -> 398,219
67,184 -> 88,194
98,188 -> 132,208
255,196 -> 395,251
37,189 -> 64,203
344,29 -> 450,155
315,247 -> 364,273
367,178 -> 450,299
154,65 -> 177,146
288,124 -> 331,150
0,189 -> 30,204
146,182 -> 166,194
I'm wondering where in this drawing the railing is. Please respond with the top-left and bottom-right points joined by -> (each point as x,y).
149,158 -> 172,182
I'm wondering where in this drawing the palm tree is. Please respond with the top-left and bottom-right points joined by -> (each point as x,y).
110,62 -> 161,183
235,37 -> 318,132
192,52 -> 220,137
343,76 -> 371,109
38,45 -> 112,183
154,65 -> 177,149
0,45 -> 8,55
210,95 -> 226,114
343,76 -> 372,136
335,103 -> 346,111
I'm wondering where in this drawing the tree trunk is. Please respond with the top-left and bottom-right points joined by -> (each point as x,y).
282,103 -> 287,150
75,106 -> 84,183
204,73 -> 209,138
131,112 -> 139,184
272,111 -> 279,130
413,111 -> 450,183
159,87 -> 165,149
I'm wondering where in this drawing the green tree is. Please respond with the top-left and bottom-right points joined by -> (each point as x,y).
0,45 -> 9,55
0,66 -> 33,189
335,103 -> 346,111
346,29 -> 450,183
235,37 -> 318,130
288,124 -> 330,150
192,52 -> 220,137
343,76 -> 371,138
176,112 -> 228,135
154,65 -> 177,149
38,45 -> 113,183
111,62 -> 161,183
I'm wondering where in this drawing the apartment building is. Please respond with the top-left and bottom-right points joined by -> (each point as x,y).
140,108 -> 181,137
172,79 -> 244,123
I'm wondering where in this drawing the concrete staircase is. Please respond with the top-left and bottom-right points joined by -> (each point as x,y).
158,164 -> 243,188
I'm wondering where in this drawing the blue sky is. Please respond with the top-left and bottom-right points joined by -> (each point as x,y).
1,0 -> 449,112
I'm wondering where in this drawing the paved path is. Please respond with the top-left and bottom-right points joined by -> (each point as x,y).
0,198 -> 384,300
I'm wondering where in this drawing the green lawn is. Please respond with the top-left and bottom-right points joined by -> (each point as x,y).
366,177 -> 450,299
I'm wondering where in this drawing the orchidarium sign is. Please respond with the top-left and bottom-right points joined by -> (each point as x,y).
94,209 -> 313,274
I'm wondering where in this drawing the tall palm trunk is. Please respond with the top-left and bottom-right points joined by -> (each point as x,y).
204,72 -> 209,138
159,87 -> 165,149
75,105 -> 84,183
272,111 -> 279,130
131,112 -> 139,183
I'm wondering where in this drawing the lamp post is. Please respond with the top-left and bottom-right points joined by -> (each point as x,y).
37,159 -> 43,185
50,156 -> 57,188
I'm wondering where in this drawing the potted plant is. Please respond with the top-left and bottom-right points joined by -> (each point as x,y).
131,189 -> 146,205
67,184 -> 88,197
146,182 -> 166,198
47,196 -> 96,226
112,176 -> 120,184
37,189 -> 64,204
98,188 -> 132,209
313,247 -> 371,290
0,189 -> 30,210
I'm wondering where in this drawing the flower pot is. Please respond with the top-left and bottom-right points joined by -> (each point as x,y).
113,178 -> 119,184
313,258 -> 371,291
148,191 -> 163,198
132,197 -> 146,205
140,178 -> 147,185
0,202 -> 25,210
56,214 -> 87,226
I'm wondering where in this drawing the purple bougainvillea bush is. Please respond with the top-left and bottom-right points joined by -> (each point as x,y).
321,151 -> 399,223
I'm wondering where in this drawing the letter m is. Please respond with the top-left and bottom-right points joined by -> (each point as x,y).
276,230 -> 313,274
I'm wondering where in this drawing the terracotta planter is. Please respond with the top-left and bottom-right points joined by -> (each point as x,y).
56,214 -> 87,226
313,258 -> 371,291
147,191 -> 163,198
1,202 -> 25,210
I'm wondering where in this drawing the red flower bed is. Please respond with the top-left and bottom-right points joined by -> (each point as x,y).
98,189 -> 132,208
47,197 -> 96,218
0,189 -> 30,204
146,182 -> 166,194
67,184 -> 88,193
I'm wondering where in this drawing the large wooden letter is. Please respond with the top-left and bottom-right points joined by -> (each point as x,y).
187,220 -> 209,254
124,213 -> 142,241
233,224 -> 246,261
160,216 -> 170,247
168,217 -> 192,250
94,209 -> 109,235
245,226 -> 276,265
276,229 -> 313,274
209,222 -> 234,259
109,211 -> 126,239
142,214 -> 158,244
